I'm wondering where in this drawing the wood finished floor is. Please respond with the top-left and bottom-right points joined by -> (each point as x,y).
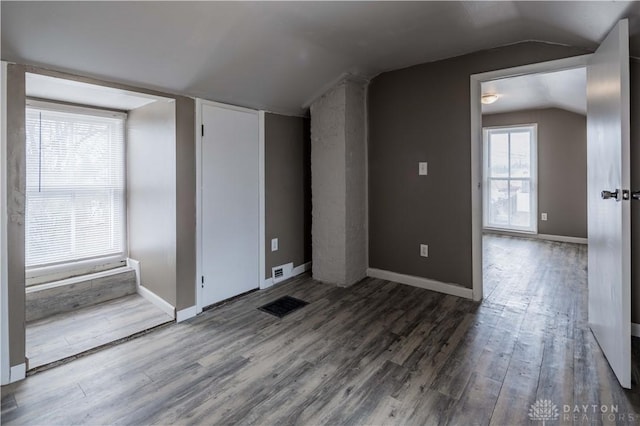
2,235 -> 640,425
25,294 -> 173,369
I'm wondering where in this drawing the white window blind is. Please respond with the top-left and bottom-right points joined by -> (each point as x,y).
25,104 -> 126,269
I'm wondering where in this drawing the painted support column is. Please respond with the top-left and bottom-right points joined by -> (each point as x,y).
310,79 -> 367,286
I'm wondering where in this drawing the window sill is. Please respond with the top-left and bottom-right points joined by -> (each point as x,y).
26,266 -> 134,294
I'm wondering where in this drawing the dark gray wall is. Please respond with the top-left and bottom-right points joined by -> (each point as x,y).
483,108 -> 587,239
631,59 -> 640,324
368,41 -> 588,288
264,112 -> 311,279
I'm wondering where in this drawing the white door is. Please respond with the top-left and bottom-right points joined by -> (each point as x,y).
201,103 -> 259,307
587,19 -> 631,389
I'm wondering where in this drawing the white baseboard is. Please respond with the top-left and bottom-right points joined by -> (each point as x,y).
537,234 -> 588,245
261,278 -> 273,289
137,285 -> 175,319
9,363 -> 26,383
176,306 -> 198,323
292,261 -> 312,276
262,261 -> 312,289
367,268 -> 473,299
632,323 -> 640,338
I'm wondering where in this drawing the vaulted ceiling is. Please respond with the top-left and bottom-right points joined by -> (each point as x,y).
2,1 -> 640,115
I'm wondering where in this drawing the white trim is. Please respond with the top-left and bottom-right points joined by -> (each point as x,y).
293,261 -> 312,276
259,111 -> 267,290
9,363 -> 26,383
631,323 -> 640,338
176,306 -> 197,323
25,266 -> 134,293
26,98 -> 127,119
470,54 -> 591,303
262,261 -> 312,289
137,285 -> 175,319
537,234 -> 588,245
195,98 -> 203,314
367,268 -> 473,299
1,61 -> 10,385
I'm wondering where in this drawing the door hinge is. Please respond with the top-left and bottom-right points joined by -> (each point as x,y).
201,124 -> 204,137
201,275 -> 204,288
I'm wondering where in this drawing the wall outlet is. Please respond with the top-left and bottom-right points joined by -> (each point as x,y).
420,244 -> 429,257
419,162 -> 428,176
541,213 -> 548,221
271,238 -> 278,251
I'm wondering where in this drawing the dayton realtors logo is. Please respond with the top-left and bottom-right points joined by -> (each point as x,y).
529,399 -> 636,424
528,400 -> 559,425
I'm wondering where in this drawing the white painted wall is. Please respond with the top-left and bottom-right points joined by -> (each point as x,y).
127,100 -> 177,307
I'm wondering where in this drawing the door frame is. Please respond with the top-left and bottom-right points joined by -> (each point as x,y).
469,54 -> 591,301
194,99 -> 266,313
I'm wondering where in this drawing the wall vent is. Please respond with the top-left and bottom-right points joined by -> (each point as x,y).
272,262 -> 294,284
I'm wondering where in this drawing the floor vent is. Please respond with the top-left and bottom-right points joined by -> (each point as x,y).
258,296 -> 309,318
271,262 -> 293,284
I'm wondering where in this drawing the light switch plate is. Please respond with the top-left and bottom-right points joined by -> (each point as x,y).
420,244 -> 428,257
541,213 -> 548,221
419,162 -> 428,176
271,238 -> 278,251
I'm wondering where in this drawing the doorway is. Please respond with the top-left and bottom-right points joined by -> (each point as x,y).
471,19 -> 633,390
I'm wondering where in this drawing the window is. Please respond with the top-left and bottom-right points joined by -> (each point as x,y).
483,125 -> 537,233
25,101 -> 126,280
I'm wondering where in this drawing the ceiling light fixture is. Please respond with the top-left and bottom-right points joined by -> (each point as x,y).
481,94 -> 499,105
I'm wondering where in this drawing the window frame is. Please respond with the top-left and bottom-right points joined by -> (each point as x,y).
24,99 -> 128,285
482,123 -> 538,234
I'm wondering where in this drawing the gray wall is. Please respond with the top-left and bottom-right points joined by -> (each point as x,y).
631,60 -> 640,324
368,41 -> 588,289
7,64 -> 26,368
175,97 -> 196,311
264,112 -> 311,279
127,100 -> 177,306
5,65 -> 196,369
483,108 -> 587,238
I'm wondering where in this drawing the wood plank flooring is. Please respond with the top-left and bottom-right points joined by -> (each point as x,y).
25,294 -> 173,369
2,235 -> 639,425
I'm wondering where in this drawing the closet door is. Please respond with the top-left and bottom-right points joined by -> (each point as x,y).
200,102 -> 259,307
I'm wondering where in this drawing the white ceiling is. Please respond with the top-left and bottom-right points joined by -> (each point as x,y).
482,67 -> 587,115
2,1 -> 640,115
26,73 -> 169,111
